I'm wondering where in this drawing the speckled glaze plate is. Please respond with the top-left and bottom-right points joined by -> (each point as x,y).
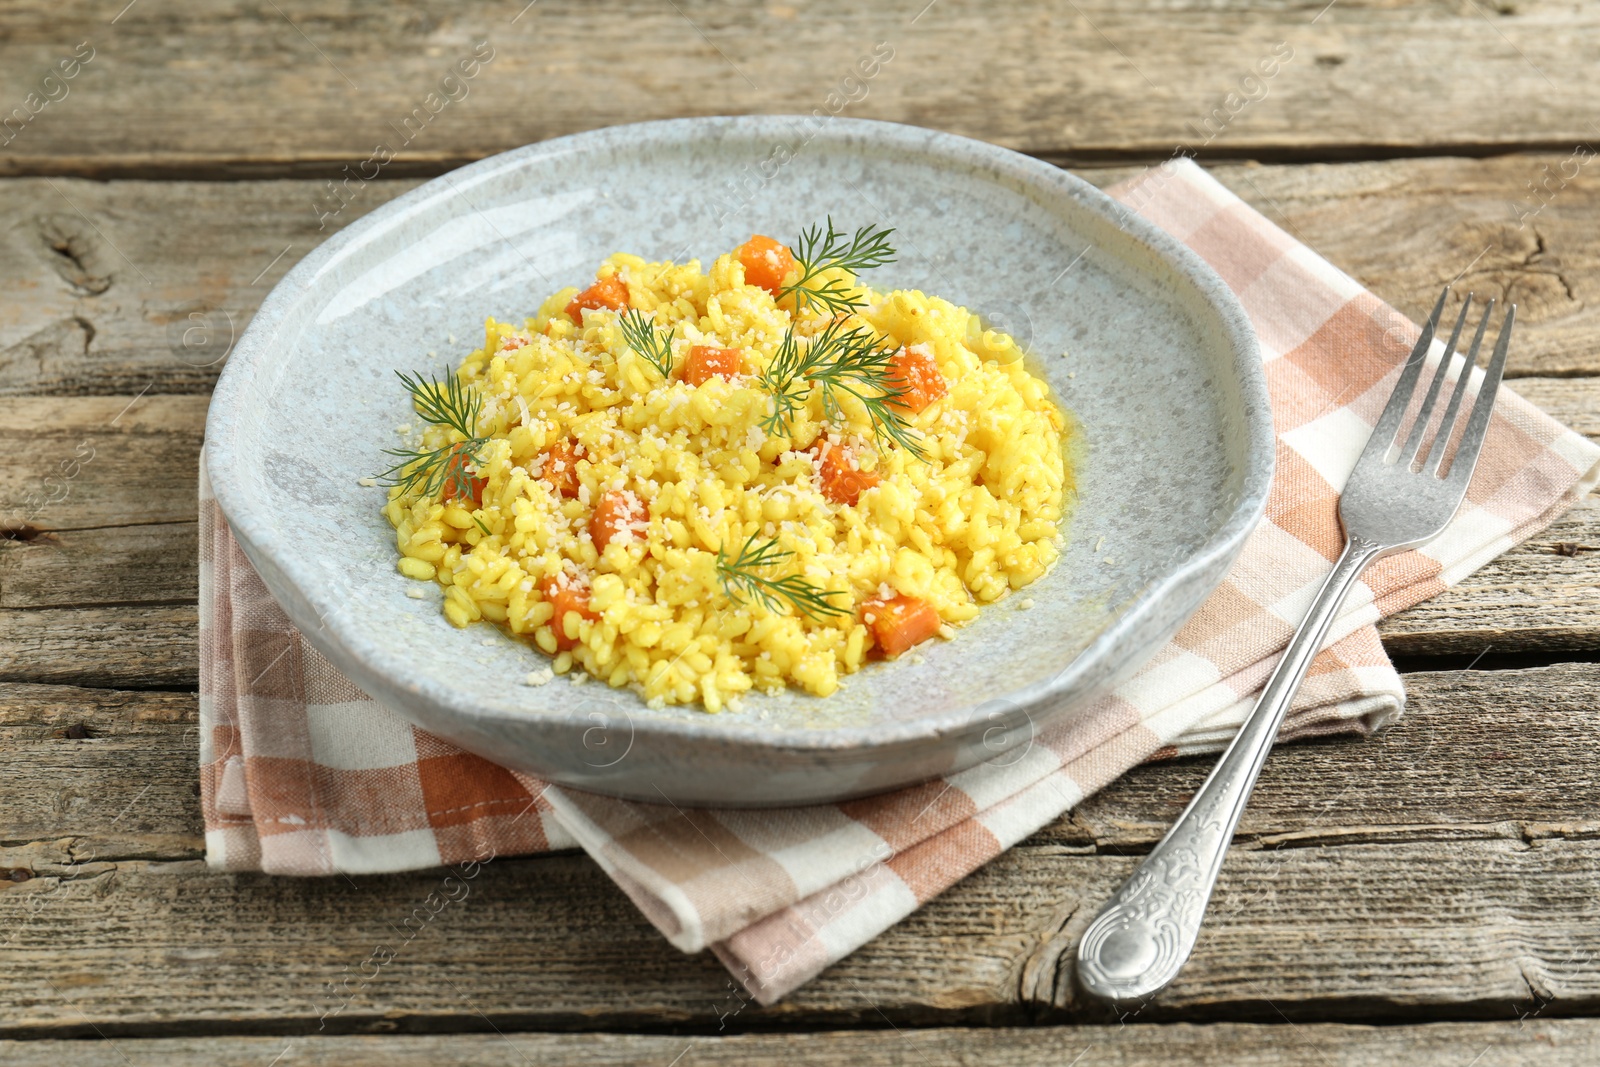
206,117 -> 1271,807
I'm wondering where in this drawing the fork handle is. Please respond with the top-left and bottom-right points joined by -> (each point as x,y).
1076,533 -> 1386,1003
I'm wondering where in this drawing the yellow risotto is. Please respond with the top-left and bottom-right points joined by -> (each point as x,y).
381,226 -> 1071,711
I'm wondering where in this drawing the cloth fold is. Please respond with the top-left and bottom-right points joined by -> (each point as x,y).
199,158 -> 1600,1004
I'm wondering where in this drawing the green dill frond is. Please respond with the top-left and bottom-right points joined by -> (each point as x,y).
757,320 -> 926,460
715,532 -> 849,620
757,327 -> 807,436
380,442 -> 481,500
618,309 -> 675,379
778,219 -> 896,315
803,320 -> 923,459
395,368 -> 482,439
379,368 -> 490,500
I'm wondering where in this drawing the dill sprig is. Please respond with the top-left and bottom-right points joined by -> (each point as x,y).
778,219 -> 896,315
802,321 -> 925,460
380,369 -> 490,501
715,532 -> 849,620
758,320 -> 926,460
618,309 -> 675,379
757,327 -> 807,436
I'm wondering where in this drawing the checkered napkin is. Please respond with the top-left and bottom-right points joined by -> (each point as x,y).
199,158 -> 1600,1004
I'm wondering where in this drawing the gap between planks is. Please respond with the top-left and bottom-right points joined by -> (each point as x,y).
1,1021 -> 1597,1067
5,139 -> 1599,182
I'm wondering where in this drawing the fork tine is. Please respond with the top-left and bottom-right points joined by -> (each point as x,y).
1426,298 -> 1494,475
1359,287 -> 1448,465
1444,304 -> 1515,487
1400,293 -> 1472,468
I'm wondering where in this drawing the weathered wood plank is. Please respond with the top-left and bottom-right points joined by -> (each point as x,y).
1504,378 -> 1600,440
0,471 -> 1556,651
2,0 -> 1597,178
0,397 -> 205,686
3,1020 -> 1596,1067
1,838 -> 1594,1033
1,667 -> 1596,1033
0,683 -> 201,862
0,396 -> 205,530
0,181 -> 413,395
5,666 -> 1595,863
1089,158 -> 1600,381
5,156 -> 1599,396
8,496 -> 1598,681
1058,661 -> 1600,851
0,522 -> 196,608
1379,492 -> 1600,657
25,488 -> 1590,666
0,604 -> 196,688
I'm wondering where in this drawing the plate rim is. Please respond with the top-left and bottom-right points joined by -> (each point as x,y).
205,114 -> 1273,754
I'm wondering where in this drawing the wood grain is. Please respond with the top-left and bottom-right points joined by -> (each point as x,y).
2,0 -> 1596,1052
0,397 -> 205,685
0,683 -> 200,863
5,155 -> 1600,395
1513,379 -> 1600,439
0,182 -> 413,395
5,492 -> 1595,681
2,1 -> 1598,179
5,665 -> 1596,863
0,604 -> 197,688
2,1020 -> 1596,1066
1378,493 -> 1600,657
0,522 -> 196,608
0,396 -> 205,530
1088,158 -> 1600,380
1060,661 -> 1600,851
2,667 -> 1597,1034
3,837 -> 1597,1033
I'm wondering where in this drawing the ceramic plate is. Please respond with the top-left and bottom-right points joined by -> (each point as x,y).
206,117 -> 1271,807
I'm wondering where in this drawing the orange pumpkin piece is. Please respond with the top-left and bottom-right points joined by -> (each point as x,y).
812,443 -> 880,506
440,454 -> 487,508
563,275 -> 630,321
590,489 -> 646,552
681,345 -> 743,386
887,345 -> 948,413
539,576 -> 599,651
739,235 -> 796,296
539,438 -> 583,499
863,594 -> 941,658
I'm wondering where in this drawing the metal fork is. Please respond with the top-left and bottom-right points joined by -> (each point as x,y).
1076,287 -> 1515,1004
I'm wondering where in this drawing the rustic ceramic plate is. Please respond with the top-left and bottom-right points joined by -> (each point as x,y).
206,117 -> 1271,807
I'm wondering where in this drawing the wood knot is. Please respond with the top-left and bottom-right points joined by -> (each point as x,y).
36,213 -> 113,296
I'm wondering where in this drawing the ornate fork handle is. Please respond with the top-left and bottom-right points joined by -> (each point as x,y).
1076,534 -> 1386,1003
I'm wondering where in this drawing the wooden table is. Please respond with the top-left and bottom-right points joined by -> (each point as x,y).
3,2 -> 1599,1063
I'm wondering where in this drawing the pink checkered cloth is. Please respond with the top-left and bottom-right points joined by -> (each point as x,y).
199,159 -> 1600,1004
